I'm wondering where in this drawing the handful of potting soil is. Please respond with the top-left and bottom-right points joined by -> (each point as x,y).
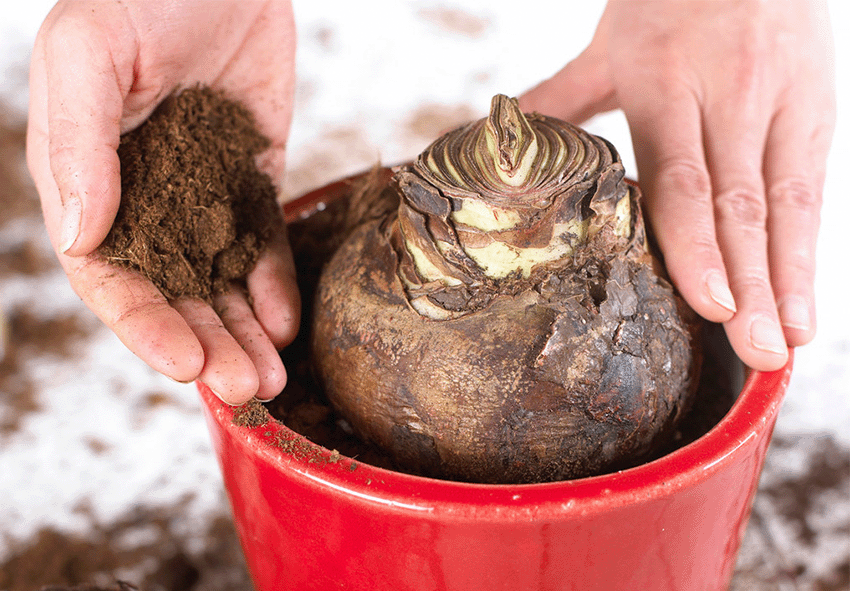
100,86 -> 281,302
311,95 -> 701,484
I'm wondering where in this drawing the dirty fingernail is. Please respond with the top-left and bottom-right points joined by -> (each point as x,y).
706,271 -> 736,313
60,195 -> 82,253
778,295 -> 811,331
750,316 -> 787,355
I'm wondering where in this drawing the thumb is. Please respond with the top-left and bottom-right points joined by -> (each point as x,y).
40,7 -> 136,256
518,8 -> 617,124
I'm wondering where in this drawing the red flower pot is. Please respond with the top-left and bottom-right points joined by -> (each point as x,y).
198,179 -> 793,591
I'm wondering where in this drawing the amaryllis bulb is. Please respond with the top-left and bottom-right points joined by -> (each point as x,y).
311,94 -> 700,484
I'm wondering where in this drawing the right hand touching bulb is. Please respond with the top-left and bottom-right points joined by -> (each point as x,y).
521,0 -> 836,371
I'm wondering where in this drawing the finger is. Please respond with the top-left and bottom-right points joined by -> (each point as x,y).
703,99 -> 789,371
28,68 -> 205,383
172,298 -> 259,406
214,289 -> 287,401
211,0 -> 296,183
518,47 -> 617,124
624,87 -> 737,326
246,231 -> 301,350
518,5 -> 616,124
65,254 -> 205,382
763,101 -> 834,346
41,5 -> 137,256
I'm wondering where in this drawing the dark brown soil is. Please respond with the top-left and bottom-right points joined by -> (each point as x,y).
231,398 -> 269,429
0,240 -> 54,278
99,86 -> 282,302
0,503 -> 252,591
37,584 -> 138,591
761,434 -> 850,546
0,104 -> 50,280
0,105 -> 40,228
1,307 -> 92,436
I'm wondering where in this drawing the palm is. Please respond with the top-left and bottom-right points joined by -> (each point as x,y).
117,1 -> 295,180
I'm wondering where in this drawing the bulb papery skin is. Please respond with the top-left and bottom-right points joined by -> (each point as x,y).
311,95 -> 700,484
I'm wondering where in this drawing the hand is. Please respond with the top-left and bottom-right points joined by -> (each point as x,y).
27,0 -> 299,404
520,0 -> 836,371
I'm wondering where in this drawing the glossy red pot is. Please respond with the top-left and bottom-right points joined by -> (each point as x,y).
199,179 -> 793,591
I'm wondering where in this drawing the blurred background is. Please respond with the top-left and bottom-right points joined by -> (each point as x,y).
1,1 -> 848,589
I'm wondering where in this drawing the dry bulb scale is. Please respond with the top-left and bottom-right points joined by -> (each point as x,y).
311,95 -> 700,484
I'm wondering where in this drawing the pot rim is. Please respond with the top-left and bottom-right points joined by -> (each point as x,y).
201,355 -> 790,517
200,173 -> 793,519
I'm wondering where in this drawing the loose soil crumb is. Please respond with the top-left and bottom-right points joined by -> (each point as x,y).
761,434 -> 850,546
5,307 -> 91,358
140,391 -> 179,410
732,433 -> 850,591
99,86 -> 282,302
231,398 -> 268,429
283,125 -> 377,199
403,102 -> 477,141
418,6 -> 490,37
38,584 -> 137,591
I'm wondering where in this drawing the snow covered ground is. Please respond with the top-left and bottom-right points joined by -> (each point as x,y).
1,1 -> 847,589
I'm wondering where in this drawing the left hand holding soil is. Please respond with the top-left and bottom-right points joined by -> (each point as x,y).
26,0 -> 299,403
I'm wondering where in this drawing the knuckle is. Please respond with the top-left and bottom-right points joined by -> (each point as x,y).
65,253 -> 104,291
730,45 -> 765,98
47,115 -> 88,182
777,251 -> 816,285
684,234 -> 721,261
112,300 -> 171,331
723,9 -> 771,94
714,187 -> 767,229
216,300 -> 252,326
731,270 -> 773,298
47,127 -> 79,165
664,221 -> 719,260
657,157 -> 712,200
768,177 -> 822,213
47,8 -> 110,50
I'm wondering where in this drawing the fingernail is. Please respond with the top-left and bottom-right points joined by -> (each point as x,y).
166,375 -> 193,385
750,316 -> 787,355
60,194 -> 82,253
778,295 -> 811,331
706,271 -> 737,313
212,390 -> 239,406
